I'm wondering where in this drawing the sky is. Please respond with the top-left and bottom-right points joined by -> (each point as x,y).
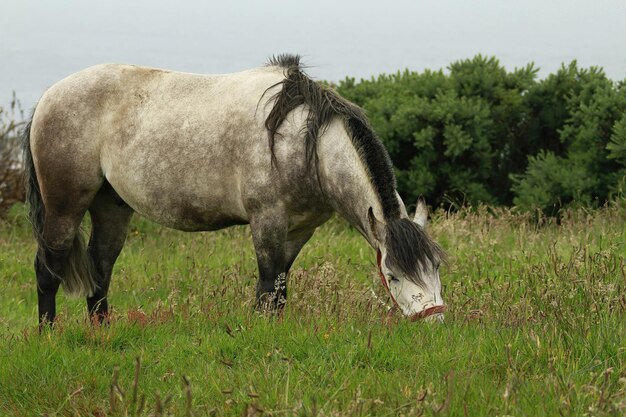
1,0 -> 625,109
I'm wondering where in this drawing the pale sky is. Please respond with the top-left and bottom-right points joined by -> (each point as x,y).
1,0 -> 625,109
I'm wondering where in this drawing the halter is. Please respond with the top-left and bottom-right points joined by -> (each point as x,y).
376,249 -> 396,304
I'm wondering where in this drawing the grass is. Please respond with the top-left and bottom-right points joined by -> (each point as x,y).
0,202 -> 625,416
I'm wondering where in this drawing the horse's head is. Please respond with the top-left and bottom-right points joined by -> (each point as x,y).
368,202 -> 446,322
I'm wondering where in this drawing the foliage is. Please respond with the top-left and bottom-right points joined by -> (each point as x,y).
337,57 -> 626,212
512,65 -> 626,212
1,205 -> 625,415
607,114 -> 626,164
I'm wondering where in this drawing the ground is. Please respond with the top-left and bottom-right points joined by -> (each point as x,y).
0,203 -> 624,416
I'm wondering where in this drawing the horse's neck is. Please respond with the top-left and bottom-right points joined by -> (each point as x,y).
318,121 -> 390,248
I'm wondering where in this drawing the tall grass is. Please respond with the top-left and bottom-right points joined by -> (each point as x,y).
0,203 -> 624,416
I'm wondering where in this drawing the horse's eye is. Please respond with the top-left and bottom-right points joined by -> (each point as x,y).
388,275 -> 399,284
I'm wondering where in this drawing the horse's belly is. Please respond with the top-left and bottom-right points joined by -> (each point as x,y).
105,167 -> 248,232
145,197 -> 248,232
125,192 -> 248,232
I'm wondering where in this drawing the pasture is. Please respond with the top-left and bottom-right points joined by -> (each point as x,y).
0,203 -> 624,416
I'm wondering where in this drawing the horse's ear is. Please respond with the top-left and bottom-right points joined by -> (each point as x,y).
413,199 -> 428,228
367,207 -> 386,243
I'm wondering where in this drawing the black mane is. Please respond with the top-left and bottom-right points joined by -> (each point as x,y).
266,54 -> 302,70
385,218 -> 446,284
264,54 -> 445,284
264,54 -> 401,220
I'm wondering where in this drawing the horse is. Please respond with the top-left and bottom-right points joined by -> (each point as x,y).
23,54 -> 447,326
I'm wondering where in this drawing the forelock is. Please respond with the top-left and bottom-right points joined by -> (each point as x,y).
384,218 -> 445,285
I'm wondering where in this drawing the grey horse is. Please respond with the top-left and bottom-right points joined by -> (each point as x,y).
23,54 -> 446,325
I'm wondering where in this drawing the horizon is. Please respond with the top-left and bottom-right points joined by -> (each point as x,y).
1,0 -> 625,109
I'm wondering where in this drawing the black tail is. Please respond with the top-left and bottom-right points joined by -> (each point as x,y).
23,113 -> 96,297
22,117 -> 45,250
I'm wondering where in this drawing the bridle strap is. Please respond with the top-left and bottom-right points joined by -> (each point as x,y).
376,249 -> 398,305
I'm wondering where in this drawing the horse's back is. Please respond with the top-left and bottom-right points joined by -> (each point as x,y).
31,63 -> 321,231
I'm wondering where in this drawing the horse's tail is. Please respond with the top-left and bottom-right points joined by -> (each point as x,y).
23,112 -> 96,297
22,118 -> 45,252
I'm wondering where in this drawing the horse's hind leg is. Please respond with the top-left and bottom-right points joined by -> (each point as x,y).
86,182 -> 134,322
36,203 -> 95,325
35,256 -> 61,325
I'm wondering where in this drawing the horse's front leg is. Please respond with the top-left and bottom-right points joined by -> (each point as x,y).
250,213 -> 287,312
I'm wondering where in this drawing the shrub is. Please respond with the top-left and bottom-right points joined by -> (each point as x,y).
337,58 -> 626,212
512,65 -> 626,212
0,94 -> 25,216
337,55 -> 538,206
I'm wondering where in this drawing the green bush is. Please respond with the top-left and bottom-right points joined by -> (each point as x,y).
336,57 -> 626,212
512,65 -> 626,212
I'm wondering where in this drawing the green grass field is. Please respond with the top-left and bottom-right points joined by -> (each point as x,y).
0,203 -> 625,416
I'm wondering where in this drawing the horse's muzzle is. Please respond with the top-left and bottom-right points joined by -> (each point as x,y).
409,304 -> 447,322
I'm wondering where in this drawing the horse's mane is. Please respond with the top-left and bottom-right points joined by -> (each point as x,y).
385,218 -> 446,285
264,54 -> 400,220
264,54 -> 445,283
